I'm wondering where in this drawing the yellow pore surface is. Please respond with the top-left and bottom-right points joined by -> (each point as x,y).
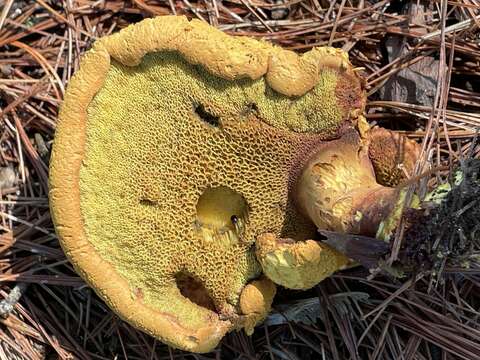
80,50 -> 352,330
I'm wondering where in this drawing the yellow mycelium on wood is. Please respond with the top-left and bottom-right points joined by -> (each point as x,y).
49,15 -> 367,352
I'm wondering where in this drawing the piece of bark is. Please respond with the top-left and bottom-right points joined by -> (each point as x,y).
379,2 -> 439,107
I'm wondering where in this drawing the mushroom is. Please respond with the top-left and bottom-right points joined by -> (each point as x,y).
49,15 -> 418,352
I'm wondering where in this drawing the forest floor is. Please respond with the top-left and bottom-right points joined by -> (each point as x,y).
0,1 -> 479,359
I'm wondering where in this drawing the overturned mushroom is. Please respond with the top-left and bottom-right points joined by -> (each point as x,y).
49,16 -> 417,352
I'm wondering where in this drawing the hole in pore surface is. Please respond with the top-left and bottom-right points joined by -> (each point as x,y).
240,102 -> 259,117
175,271 -> 216,311
194,103 -> 220,128
245,102 -> 258,113
139,198 -> 158,207
195,186 -> 249,246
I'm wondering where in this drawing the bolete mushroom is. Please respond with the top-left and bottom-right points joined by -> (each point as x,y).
50,16 -> 418,352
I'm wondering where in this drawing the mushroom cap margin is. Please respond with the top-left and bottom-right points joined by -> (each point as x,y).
48,41 -> 232,353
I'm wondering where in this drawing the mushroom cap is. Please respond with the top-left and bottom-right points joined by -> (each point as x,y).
49,16 -> 364,352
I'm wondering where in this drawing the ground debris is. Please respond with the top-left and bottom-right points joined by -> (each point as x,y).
400,159 -> 480,284
379,1 -> 439,107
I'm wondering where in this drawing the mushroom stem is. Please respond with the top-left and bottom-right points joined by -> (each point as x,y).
295,131 -> 399,237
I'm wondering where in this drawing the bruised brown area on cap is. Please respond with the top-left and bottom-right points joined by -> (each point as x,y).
335,69 -> 366,122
